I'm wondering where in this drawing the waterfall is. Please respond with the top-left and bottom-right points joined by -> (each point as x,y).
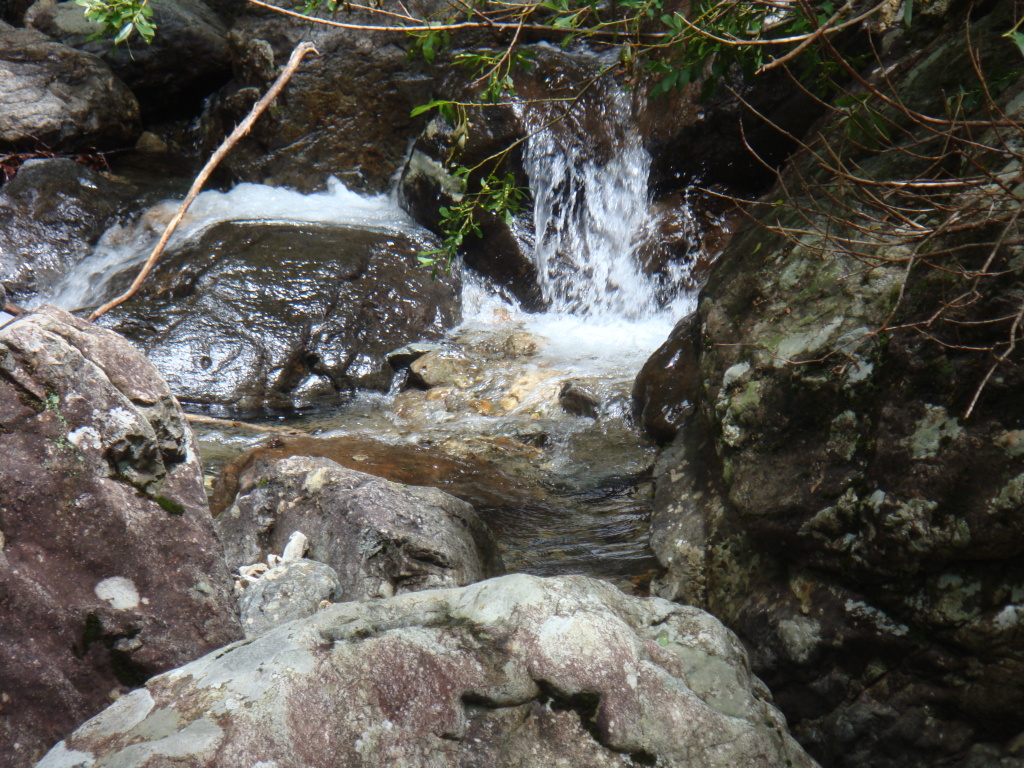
518,83 -> 690,321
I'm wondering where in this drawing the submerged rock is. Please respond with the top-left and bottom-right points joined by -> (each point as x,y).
39,574 -> 818,768
0,23 -> 139,150
100,220 -> 461,415
0,306 -> 241,767
215,454 -> 504,601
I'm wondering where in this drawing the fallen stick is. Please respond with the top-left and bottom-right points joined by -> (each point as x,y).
185,413 -> 305,435
88,40 -> 319,322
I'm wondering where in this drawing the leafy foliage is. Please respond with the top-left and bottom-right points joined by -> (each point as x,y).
74,0 -> 156,44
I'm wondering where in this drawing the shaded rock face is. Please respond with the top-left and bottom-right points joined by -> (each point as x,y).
26,0 -> 231,114
0,23 -> 139,150
0,307 -> 241,767
215,455 -> 505,602
100,220 -> 461,415
39,574 -> 818,768
0,158 -> 138,302
238,558 -> 342,638
643,8 -> 1024,767
198,17 -> 435,193
399,141 -> 543,310
632,313 -> 700,444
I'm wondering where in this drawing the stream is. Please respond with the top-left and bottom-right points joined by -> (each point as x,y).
38,93 -> 719,590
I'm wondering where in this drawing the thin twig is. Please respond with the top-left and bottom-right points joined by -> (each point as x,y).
88,41 -> 319,322
964,297 -> 1024,419
185,413 -> 306,435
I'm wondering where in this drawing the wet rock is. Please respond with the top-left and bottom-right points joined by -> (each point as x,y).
26,0 -> 231,112
632,313 -> 700,443
100,220 -> 461,415
559,380 -> 600,419
502,329 -> 542,356
0,158 -> 138,302
238,558 -> 342,639
400,45 -> 657,311
387,340 -> 442,370
198,16 -> 436,193
0,23 -> 139,150
215,455 -> 504,601
0,306 -> 241,767
39,574 -> 818,768
644,7 -> 1024,766
399,141 -> 543,310
408,348 -> 478,389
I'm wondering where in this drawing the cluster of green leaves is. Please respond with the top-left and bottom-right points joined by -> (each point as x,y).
417,169 -> 528,271
74,0 -> 155,44
649,0 -> 852,98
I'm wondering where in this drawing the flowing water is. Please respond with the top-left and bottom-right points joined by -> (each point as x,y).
42,93 -> 718,588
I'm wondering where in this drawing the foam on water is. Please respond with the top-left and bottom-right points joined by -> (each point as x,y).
459,271 -> 691,379
44,178 -> 422,312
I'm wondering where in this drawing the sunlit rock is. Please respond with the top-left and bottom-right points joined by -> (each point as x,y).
38,575 -> 819,768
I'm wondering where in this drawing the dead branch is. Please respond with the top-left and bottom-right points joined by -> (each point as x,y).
88,41 -> 319,323
185,413 -> 306,435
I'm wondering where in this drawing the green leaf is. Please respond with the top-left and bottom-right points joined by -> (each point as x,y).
902,0 -> 912,28
410,99 -> 450,118
114,21 -> 134,43
1007,30 -> 1024,58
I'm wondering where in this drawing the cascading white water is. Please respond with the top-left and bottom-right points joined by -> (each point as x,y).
518,84 -> 692,321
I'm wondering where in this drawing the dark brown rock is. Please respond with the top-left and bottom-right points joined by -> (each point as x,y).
0,307 -> 241,768
0,158 -> 138,302
0,23 -> 139,151
26,0 -> 231,114
559,380 -> 600,419
197,16 -> 436,193
99,220 -> 461,416
632,313 -> 700,443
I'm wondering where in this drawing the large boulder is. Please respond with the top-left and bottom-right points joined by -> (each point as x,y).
215,454 -> 504,601
0,158 -> 137,302
643,5 -> 1024,766
38,574 -> 818,768
99,220 -> 461,415
0,307 -> 241,767
26,0 -> 231,112
0,23 -> 139,150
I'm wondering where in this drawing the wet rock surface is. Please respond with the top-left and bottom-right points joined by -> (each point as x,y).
39,574 -> 819,768
399,120 -> 542,310
0,23 -> 139,150
26,0 -> 231,112
100,220 -> 461,415
643,9 -> 1024,766
215,454 -> 504,602
0,159 -> 139,302
198,16 -> 435,193
632,313 -> 700,444
0,307 -> 241,767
